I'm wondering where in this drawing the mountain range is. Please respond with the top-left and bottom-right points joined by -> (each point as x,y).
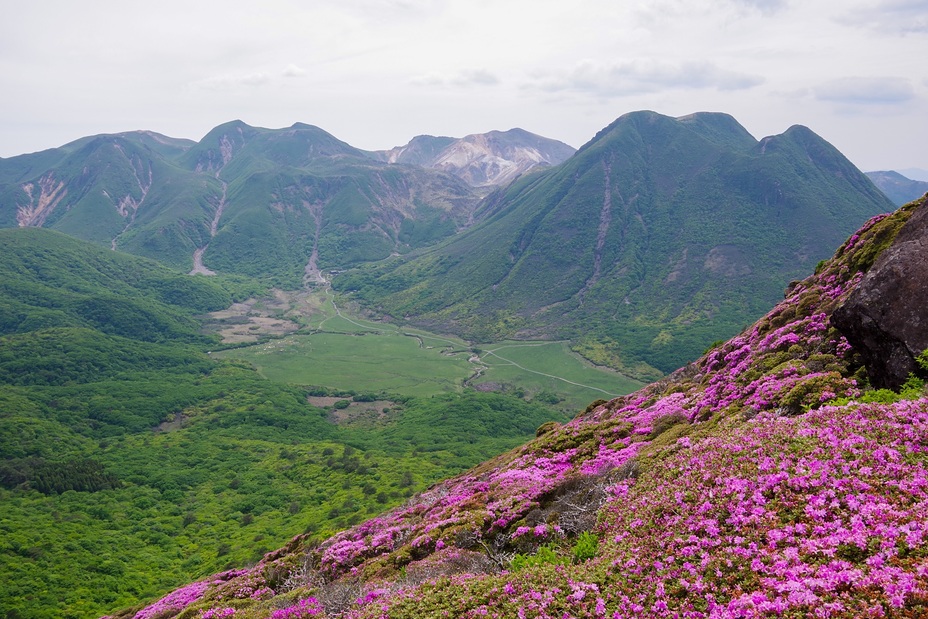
0,113 -> 895,377
0,124 -> 575,290
336,111 -> 894,377
0,111 -> 920,618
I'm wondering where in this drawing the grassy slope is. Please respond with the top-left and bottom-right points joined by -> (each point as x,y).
139,199 -> 928,619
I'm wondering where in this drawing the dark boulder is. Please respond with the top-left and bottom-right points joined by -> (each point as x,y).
832,196 -> 928,389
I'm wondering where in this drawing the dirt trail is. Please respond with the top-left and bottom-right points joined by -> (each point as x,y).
480,343 -> 623,397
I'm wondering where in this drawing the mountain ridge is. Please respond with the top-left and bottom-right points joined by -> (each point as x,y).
865,169 -> 928,206
335,111 -> 894,377
0,120 -> 485,286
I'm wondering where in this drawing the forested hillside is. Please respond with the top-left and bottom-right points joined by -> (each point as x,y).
0,229 -> 567,619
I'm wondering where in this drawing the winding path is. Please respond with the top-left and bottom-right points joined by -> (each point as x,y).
481,344 -> 623,397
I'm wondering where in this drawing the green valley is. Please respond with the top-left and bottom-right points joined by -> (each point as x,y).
211,287 -> 641,412
0,228 -> 614,619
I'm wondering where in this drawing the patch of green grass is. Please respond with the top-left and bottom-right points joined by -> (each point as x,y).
216,290 -> 641,406
475,341 -> 643,412
219,332 -> 472,397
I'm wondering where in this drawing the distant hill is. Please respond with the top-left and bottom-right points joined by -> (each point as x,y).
898,166 -> 928,181
865,169 -> 928,205
369,128 -> 576,188
0,122 -> 481,287
0,227 -> 230,345
336,111 -> 894,378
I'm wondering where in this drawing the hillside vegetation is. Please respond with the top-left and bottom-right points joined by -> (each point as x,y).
0,229 -> 568,619
0,122 -> 479,287
335,112 -> 894,378
124,195 -> 928,619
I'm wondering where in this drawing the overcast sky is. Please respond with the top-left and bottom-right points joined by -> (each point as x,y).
2,0 -> 926,171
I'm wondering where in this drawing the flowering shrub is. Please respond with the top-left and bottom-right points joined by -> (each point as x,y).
270,596 -> 323,618
132,581 -> 209,619
595,399 -> 928,617
200,608 -> 237,618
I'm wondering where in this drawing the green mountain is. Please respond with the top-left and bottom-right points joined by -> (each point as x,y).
866,169 -> 928,205
335,111 -> 894,378
0,122 -> 480,287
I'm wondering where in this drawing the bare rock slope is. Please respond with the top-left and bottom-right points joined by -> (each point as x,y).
372,128 -> 576,187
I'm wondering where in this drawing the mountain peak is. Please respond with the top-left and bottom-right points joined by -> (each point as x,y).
374,129 -> 576,188
866,170 -> 928,206
580,110 -> 756,156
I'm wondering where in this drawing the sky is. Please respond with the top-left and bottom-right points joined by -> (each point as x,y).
1,0 -> 926,172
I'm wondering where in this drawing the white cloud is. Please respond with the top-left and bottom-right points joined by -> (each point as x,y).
282,64 -> 306,78
733,0 -> 788,13
195,72 -> 272,90
410,69 -> 501,88
1,0 -> 927,169
525,59 -> 764,98
814,77 -> 917,105
837,0 -> 928,34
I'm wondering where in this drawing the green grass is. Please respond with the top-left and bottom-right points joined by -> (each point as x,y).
215,290 -> 642,410
229,332 -> 473,397
475,341 -> 643,410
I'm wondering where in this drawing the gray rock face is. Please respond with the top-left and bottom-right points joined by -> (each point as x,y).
832,197 -> 928,389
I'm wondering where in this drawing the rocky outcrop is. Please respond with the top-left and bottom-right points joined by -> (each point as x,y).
832,196 -> 928,389
373,128 -> 576,188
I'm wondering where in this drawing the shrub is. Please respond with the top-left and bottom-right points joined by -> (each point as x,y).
571,531 -> 598,563
535,421 -> 561,437
648,412 -> 688,439
509,544 -> 568,571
